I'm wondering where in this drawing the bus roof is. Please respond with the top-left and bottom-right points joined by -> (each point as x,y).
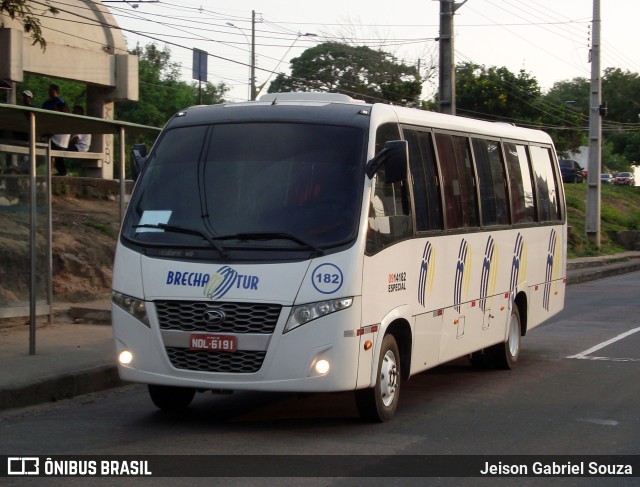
166,92 -> 553,146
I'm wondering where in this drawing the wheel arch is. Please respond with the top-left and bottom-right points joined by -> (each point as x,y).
385,318 -> 412,381
514,291 -> 528,336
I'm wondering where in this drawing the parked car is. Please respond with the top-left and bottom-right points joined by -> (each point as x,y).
614,172 -> 635,186
600,173 -> 614,184
560,159 -> 585,183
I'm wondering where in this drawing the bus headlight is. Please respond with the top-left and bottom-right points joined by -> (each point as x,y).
284,297 -> 353,333
112,291 -> 150,327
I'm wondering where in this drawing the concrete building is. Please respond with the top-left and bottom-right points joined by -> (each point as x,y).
0,0 -> 138,179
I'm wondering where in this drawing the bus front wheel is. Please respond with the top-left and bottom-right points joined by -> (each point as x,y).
148,384 -> 196,412
356,334 -> 401,422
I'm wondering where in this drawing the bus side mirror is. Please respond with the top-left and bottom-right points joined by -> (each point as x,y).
366,140 -> 408,182
131,143 -> 148,181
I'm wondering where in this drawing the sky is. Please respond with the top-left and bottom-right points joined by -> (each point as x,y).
105,0 -> 640,104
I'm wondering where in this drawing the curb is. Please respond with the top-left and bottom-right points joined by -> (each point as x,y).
567,257 -> 640,285
0,365 -> 123,412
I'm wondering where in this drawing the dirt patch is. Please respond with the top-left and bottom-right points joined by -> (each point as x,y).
0,192 -> 120,308
50,196 -> 120,301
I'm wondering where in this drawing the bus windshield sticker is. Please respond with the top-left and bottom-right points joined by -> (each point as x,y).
311,263 -> 343,295
137,210 -> 172,232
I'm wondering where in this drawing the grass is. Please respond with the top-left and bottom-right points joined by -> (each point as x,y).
563,182 -> 640,257
85,220 -> 117,237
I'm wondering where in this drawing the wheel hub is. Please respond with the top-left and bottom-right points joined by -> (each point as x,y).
380,350 -> 398,407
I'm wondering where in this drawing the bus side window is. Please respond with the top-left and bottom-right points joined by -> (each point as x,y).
435,133 -> 479,229
405,128 -> 443,232
366,123 -> 413,254
529,145 -> 561,222
504,142 -> 536,223
473,138 -> 509,226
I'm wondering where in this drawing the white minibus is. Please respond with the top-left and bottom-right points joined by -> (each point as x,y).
112,92 -> 566,421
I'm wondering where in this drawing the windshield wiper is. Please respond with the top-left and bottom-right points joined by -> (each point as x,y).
215,232 -> 325,256
134,223 -> 227,258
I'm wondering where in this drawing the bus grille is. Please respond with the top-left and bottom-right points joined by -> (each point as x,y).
165,347 -> 266,373
155,301 -> 282,334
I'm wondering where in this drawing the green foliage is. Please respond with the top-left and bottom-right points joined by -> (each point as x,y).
455,62 -> 542,123
602,141 -> 634,173
17,74 -> 86,110
268,42 -> 421,106
564,182 -> 640,257
543,71 -> 640,166
85,220 -> 116,237
606,131 -> 640,168
602,68 -> 640,125
116,43 -> 229,129
539,78 -> 589,155
0,0 -> 59,50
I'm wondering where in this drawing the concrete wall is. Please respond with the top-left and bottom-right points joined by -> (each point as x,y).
0,0 -> 138,179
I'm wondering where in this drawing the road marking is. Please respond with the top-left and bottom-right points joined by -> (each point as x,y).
567,326 -> 640,361
577,418 -> 619,426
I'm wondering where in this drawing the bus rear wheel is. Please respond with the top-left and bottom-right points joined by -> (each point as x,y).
148,384 -> 196,412
356,334 -> 401,422
489,306 -> 521,370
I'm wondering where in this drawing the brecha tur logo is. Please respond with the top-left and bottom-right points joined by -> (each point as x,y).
204,266 -> 259,300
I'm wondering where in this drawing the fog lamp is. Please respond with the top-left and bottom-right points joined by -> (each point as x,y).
119,350 -> 133,365
315,359 -> 330,375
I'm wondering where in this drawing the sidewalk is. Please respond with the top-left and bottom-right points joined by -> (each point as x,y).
2,252 -> 640,412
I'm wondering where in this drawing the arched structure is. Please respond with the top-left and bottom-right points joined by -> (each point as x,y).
0,0 -> 138,178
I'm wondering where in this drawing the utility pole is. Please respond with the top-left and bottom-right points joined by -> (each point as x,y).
585,0 -> 602,247
251,10 -> 257,100
438,0 -> 467,115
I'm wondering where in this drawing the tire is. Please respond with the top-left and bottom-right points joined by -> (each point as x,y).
148,384 -> 196,412
489,306 -> 521,370
356,334 -> 401,422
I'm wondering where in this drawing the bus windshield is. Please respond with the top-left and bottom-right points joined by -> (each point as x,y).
122,122 -> 366,256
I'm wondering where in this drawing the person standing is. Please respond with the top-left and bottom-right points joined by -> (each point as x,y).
21,90 -> 34,107
51,100 -> 70,176
42,84 -> 64,110
67,105 -> 92,152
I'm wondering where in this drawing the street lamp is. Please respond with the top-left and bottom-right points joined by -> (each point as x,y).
255,32 -> 317,98
226,22 -> 254,101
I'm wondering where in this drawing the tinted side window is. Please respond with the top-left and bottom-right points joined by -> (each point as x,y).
473,138 -> 509,226
405,128 -> 443,231
366,123 -> 413,254
530,145 -> 561,221
435,133 -> 479,229
504,142 -> 536,223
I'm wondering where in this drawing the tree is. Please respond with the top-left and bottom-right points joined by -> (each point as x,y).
0,0 -> 59,49
116,43 -> 228,128
541,78 -> 590,154
602,68 -> 640,124
455,62 -> 542,123
267,42 -> 422,106
544,70 -> 640,166
452,63 -> 588,155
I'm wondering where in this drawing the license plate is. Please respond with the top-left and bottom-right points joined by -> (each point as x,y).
190,334 -> 237,352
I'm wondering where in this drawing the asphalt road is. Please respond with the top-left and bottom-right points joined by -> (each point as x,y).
2,272 -> 640,487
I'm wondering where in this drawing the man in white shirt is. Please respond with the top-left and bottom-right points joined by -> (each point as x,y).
68,105 -> 92,152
